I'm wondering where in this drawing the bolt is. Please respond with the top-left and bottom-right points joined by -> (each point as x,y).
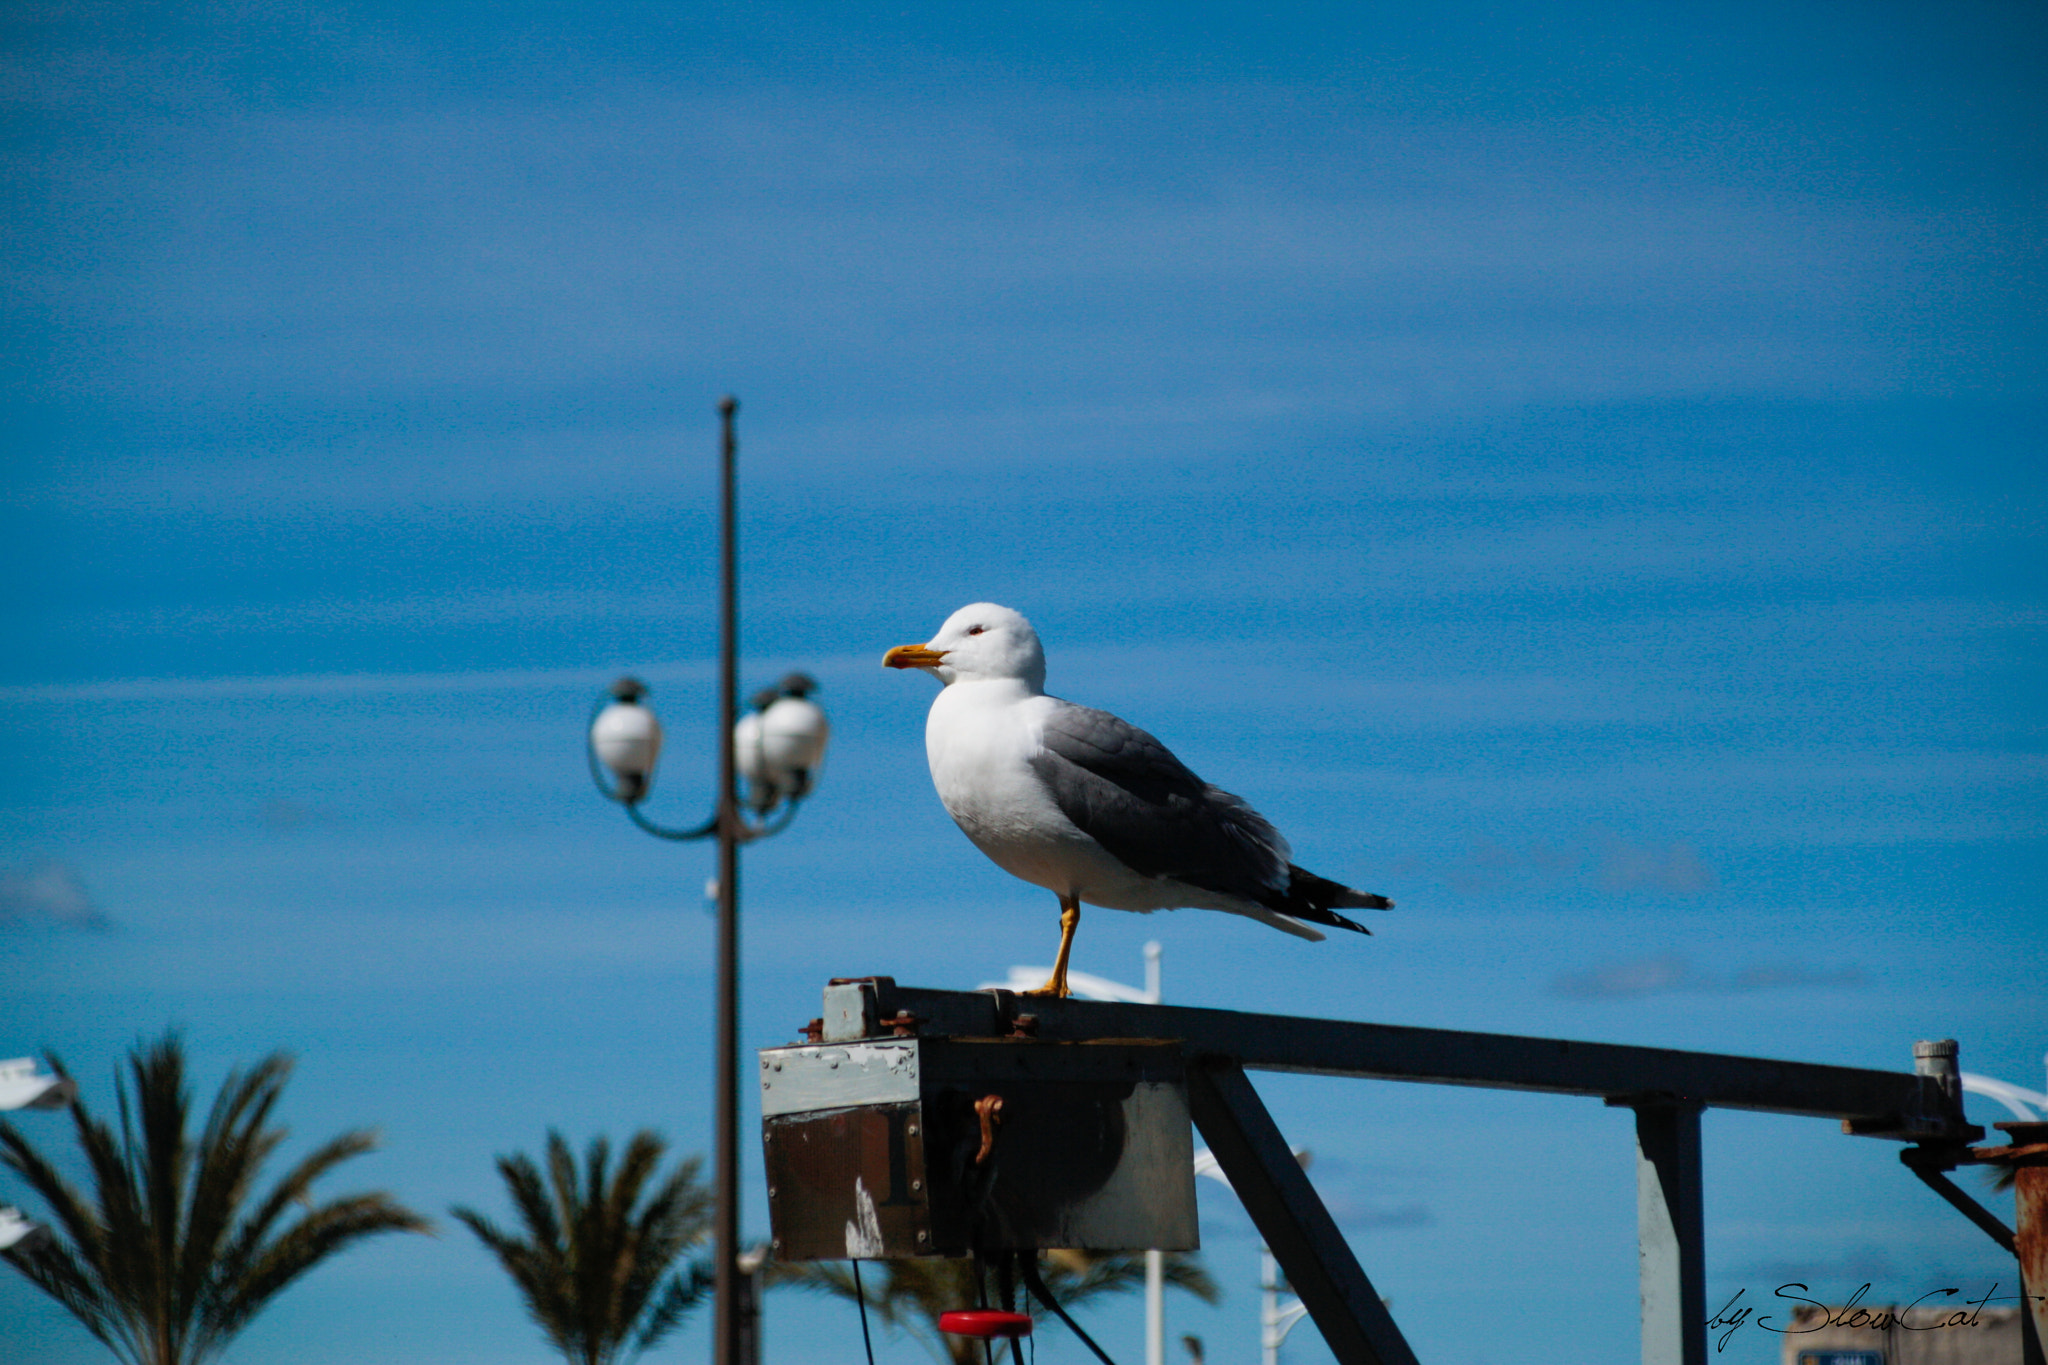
916,1230 -> 928,1243
910,1179 -> 923,1192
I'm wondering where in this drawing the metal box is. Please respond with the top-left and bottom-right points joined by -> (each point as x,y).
760,1036 -> 1197,1260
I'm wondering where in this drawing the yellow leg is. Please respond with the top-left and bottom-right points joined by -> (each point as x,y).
1027,895 -> 1081,998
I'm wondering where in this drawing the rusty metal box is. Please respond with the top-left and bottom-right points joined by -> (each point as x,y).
760,1037 -> 1197,1260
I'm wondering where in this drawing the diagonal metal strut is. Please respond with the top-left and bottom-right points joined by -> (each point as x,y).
1184,1058 -> 1419,1365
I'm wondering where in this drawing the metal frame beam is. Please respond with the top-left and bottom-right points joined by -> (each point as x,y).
806,982 -> 1995,1365
872,985 -> 1933,1125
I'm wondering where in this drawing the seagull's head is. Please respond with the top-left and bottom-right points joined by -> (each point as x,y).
883,602 -> 1046,690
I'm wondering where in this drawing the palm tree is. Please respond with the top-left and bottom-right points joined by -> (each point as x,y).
0,1032 -> 430,1365
452,1129 -> 713,1365
777,1249 -> 1220,1365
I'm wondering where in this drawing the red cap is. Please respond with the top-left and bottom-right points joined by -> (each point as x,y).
938,1310 -> 1035,1339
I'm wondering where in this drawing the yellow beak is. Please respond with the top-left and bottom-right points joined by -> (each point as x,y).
883,643 -> 948,670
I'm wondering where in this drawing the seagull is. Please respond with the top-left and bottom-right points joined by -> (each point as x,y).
884,603 -> 1392,997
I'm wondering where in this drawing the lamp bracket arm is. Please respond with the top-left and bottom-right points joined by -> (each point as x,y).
626,801 -> 721,842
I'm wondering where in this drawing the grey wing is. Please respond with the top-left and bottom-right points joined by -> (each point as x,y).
1030,701 -> 1291,903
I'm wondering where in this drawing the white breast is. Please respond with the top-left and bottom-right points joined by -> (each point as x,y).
923,683 -> 1181,908
924,685 -> 1118,897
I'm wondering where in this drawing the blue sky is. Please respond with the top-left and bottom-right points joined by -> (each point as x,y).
3,2 -> 2043,1363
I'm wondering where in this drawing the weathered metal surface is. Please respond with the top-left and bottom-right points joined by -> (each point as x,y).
820,980 -> 881,1044
1992,1122 -> 2048,1365
2019,1166 -> 2046,1365
765,1101 -> 933,1259
823,977 -> 999,1044
1632,1101 -> 1705,1365
762,1037 -> 1196,1259
1843,1038 -> 1986,1142
759,1040 -> 920,1118
1184,1059 -> 1418,1365
851,984 -> 1937,1128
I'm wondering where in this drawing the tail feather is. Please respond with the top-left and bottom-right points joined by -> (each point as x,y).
1276,865 -> 1393,936
1243,907 -> 1328,942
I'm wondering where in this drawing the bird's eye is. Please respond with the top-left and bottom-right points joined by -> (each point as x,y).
966,625 -> 986,636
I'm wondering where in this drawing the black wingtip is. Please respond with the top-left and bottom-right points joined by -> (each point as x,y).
1276,891 -> 1377,936
1282,865 -> 1394,926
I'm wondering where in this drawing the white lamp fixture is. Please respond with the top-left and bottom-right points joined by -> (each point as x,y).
591,678 -> 665,804
0,1057 -> 75,1111
0,1205 -> 51,1254
734,674 -> 830,812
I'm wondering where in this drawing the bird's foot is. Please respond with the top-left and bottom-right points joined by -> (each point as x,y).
1025,898 -> 1080,997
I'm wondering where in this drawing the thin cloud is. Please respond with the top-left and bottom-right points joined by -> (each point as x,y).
0,860 -> 112,930
1595,835 -> 1718,894
1402,832 -> 1720,897
1552,954 -> 1864,1001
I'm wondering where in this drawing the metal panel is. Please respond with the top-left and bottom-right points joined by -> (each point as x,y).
1185,1059 -> 1418,1365
762,1038 -> 1198,1259
1633,1101 -> 1705,1365
760,1041 -> 919,1117
764,1101 -> 933,1260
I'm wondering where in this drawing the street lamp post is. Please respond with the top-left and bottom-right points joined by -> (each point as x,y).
587,398 -> 828,1365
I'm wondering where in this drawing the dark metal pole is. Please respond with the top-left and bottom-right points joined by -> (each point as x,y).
714,395 -> 741,1365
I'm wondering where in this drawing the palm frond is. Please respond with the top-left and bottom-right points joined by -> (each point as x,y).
214,1128 -> 383,1285
196,1193 -> 431,1357
2,1230 -> 125,1358
455,1130 -> 712,1365
627,1259 -> 713,1361
0,1032 -> 428,1365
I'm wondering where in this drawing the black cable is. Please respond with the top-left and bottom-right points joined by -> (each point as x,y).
974,1251 -> 996,1365
851,1261 -> 876,1365
1020,1254 -> 1120,1365
999,1254 -> 1026,1365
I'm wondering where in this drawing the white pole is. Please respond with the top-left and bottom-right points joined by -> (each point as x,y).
1144,942 -> 1165,1365
1259,1246 -> 1281,1365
